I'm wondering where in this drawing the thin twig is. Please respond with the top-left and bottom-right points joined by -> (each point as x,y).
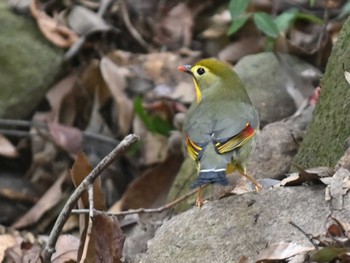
119,0 -> 151,51
72,186 -> 203,217
80,185 -> 94,262
0,129 -> 30,137
0,118 -> 119,145
289,221 -> 319,250
41,134 -> 139,262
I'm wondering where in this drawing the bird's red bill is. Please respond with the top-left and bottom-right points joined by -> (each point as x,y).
177,65 -> 192,73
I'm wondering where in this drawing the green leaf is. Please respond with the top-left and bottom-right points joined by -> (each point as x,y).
229,0 -> 250,19
253,12 -> 279,39
227,14 -> 249,35
274,9 -> 298,33
151,116 -> 173,136
265,37 -> 276,51
133,96 -> 173,136
134,96 -> 155,132
295,13 -> 324,24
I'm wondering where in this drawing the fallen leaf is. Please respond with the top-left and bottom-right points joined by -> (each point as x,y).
48,123 -> 83,155
0,134 -> 18,158
280,166 -> 334,186
45,74 -> 77,124
100,57 -> 133,135
81,59 -> 111,105
153,3 -> 194,49
52,235 -> 79,263
71,152 -> 106,210
133,116 -> 169,165
30,0 -> 78,47
112,144 -> 183,211
67,5 -> 111,35
256,242 -> 314,262
218,35 -> 265,63
12,170 -> 67,229
0,234 -> 16,262
80,213 -> 125,263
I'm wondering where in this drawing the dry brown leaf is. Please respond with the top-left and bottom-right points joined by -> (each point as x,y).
12,170 -> 67,229
30,0 -> 79,48
45,75 -> 76,119
71,152 -> 106,210
52,235 -> 79,263
81,213 -> 125,263
237,255 -> 249,263
48,123 -> 83,155
113,150 -> 183,211
154,3 -> 194,49
46,74 -> 77,124
133,117 -> 168,165
81,59 -> 111,105
275,30 -> 332,68
256,242 -> 314,262
100,56 -> 133,135
0,134 -> 19,158
0,234 -> 16,262
280,166 -> 334,186
219,36 -> 265,63
166,81 -> 196,104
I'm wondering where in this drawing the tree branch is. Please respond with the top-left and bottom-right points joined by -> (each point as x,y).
41,134 -> 139,262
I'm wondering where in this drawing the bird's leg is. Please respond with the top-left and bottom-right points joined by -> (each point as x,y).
241,172 -> 262,192
196,186 -> 204,208
238,166 -> 262,192
237,166 -> 262,192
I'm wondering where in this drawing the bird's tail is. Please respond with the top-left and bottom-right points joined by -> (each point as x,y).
191,170 -> 228,188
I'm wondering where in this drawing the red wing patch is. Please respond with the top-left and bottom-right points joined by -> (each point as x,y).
214,123 -> 256,154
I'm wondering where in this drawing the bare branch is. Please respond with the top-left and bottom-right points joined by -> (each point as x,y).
41,134 -> 139,262
72,186 -> 205,217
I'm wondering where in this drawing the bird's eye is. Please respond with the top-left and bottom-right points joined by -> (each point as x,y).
197,67 -> 205,75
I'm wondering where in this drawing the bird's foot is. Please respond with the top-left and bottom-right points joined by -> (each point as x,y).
196,186 -> 208,208
240,171 -> 262,192
254,182 -> 262,192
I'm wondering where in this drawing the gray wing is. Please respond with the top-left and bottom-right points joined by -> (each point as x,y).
184,100 -> 259,144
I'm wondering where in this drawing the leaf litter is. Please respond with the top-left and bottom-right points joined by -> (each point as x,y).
1,0 -> 350,262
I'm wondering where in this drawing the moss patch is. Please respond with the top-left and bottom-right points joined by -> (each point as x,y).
293,17 -> 350,168
0,3 -> 63,118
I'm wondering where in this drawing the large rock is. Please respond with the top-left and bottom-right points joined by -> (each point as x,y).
235,52 -> 320,126
293,17 -> 350,168
247,106 -> 313,179
141,184 -> 350,263
0,3 -> 63,118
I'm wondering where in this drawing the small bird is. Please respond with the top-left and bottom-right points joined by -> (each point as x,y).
178,58 -> 261,207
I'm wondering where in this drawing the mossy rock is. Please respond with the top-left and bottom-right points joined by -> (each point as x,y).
293,17 -> 350,168
0,3 -> 63,118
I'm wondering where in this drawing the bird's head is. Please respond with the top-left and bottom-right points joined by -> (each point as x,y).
178,58 -> 238,103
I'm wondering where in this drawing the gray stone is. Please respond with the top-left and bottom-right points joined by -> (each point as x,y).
141,185 -> 350,263
0,3 -> 63,119
235,52 -> 320,126
248,106 -> 314,179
